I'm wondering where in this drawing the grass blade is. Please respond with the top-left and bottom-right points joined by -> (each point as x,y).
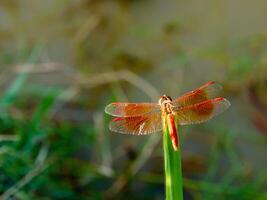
0,44 -> 43,107
163,118 -> 184,200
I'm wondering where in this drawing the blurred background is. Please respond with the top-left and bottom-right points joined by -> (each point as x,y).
0,0 -> 267,199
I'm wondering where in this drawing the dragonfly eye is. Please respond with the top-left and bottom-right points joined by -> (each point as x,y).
165,95 -> 172,101
158,97 -> 164,105
158,95 -> 172,104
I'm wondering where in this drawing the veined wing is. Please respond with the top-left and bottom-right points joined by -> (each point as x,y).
105,102 -> 160,117
172,81 -> 222,107
173,98 -> 230,125
109,111 -> 162,135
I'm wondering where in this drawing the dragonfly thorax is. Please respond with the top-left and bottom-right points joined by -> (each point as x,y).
159,95 -> 173,114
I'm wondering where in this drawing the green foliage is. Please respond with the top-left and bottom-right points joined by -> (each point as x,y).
163,119 -> 183,200
0,47 -> 97,199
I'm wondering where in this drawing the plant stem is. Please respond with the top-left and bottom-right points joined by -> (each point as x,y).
163,118 -> 184,200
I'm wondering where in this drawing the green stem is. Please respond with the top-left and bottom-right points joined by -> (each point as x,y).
163,118 -> 184,200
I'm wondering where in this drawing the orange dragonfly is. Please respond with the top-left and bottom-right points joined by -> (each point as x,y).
105,81 -> 230,151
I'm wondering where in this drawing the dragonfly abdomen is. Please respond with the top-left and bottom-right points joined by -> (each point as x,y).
166,113 -> 178,151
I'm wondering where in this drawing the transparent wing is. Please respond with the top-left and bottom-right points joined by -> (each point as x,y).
105,102 -> 160,117
109,111 -> 162,135
172,81 -> 222,107
173,98 -> 230,125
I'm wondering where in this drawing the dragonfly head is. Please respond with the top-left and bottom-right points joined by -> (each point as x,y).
158,94 -> 172,105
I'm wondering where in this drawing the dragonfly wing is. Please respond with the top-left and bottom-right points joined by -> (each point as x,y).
105,102 -> 160,117
172,81 -> 222,107
173,98 -> 230,125
109,111 -> 162,135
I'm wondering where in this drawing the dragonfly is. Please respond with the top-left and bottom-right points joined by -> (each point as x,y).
105,81 -> 230,151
